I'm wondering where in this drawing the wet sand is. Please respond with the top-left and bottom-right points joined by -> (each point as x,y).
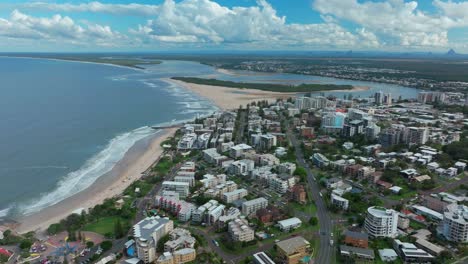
15,128 -> 177,234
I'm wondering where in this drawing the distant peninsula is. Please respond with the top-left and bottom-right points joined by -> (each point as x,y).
171,77 -> 353,93
1,54 -> 161,69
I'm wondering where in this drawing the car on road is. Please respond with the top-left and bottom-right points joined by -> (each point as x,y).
330,239 -> 334,246
212,240 -> 219,247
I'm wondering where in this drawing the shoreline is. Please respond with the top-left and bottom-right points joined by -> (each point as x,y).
0,55 -> 147,72
14,127 -> 177,234
165,78 -> 295,110
166,78 -> 370,110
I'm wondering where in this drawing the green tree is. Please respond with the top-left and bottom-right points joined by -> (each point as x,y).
100,241 -> 113,251
114,219 -> 124,239
67,229 -> 76,242
19,239 -> 33,250
309,217 -> 318,226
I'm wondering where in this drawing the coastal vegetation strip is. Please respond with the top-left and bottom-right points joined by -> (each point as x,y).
171,77 -> 353,92
3,55 -> 161,69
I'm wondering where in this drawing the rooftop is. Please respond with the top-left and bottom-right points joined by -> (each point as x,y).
344,230 -> 369,241
133,216 -> 171,242
276,236 -> 310,255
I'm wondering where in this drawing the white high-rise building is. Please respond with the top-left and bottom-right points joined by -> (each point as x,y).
365,206 -> 399,238
442,204 -> 468,243
133,216 -> 174,263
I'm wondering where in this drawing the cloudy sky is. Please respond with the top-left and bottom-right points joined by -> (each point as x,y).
1,0 -> 468,52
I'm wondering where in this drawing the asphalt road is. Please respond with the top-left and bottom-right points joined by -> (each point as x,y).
288,130 -> 334,264
190,227 -> 274,264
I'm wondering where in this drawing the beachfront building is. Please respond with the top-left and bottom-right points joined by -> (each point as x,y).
173,175 -> 195,187
228,218 -> 255,242
133,216 -> 174,263
364,206 -> 399,238
155,195 -> 195,222
242,197 -> 268,216
162,181 -> 190,199
177,133 -> 197,150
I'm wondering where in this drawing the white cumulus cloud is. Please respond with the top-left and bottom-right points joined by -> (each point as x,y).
0,10 -> 125,47
21,1 -> 161,17
130,0 -> 378,49
313,0 -> 468,48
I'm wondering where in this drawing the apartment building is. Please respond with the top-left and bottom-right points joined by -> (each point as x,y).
242,197 -> 268,216
155,196 -> 195,222
364,207 -> 399,238
269,174 -> 296,194
228,218 -> 255,242
223,188 -> 248,203
133,216 -> 174,263
276,236 -> 310,264
162,181 -> 190,199
442,204 -> 468,243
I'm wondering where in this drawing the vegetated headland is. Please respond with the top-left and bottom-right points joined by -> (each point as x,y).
1,54 -> 161,69
171,77 -> 353,92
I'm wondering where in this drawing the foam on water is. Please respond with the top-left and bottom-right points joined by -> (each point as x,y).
16,126 -> 158,216
0,61 -> 221,220
0,207 -> 10,218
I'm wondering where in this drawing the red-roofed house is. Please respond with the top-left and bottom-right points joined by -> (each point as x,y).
414,215 -> 426,222
0,248 -> 13,261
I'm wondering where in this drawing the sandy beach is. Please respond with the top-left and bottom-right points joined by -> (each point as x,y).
167,78 -> 370,110
15,128 -> 177,234
166,78 -> 295,110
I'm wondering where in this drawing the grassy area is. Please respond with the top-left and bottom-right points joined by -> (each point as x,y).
409,220 -> 427,229
83,216 -> 123,236
171,77 -> 353,92
291,202 -> 317,217
388,188 -> 418,200
124,180 -> 153,197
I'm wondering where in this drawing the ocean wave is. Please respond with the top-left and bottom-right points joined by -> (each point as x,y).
17,126 -> 158,216
0,207 -> 10,218
0,166 -> 69,171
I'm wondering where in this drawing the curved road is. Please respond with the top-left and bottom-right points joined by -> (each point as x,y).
289,130 -> 334,264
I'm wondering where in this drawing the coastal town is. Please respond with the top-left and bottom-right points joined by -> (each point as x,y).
1,87 -> 468,264
210,58 -> 468,94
